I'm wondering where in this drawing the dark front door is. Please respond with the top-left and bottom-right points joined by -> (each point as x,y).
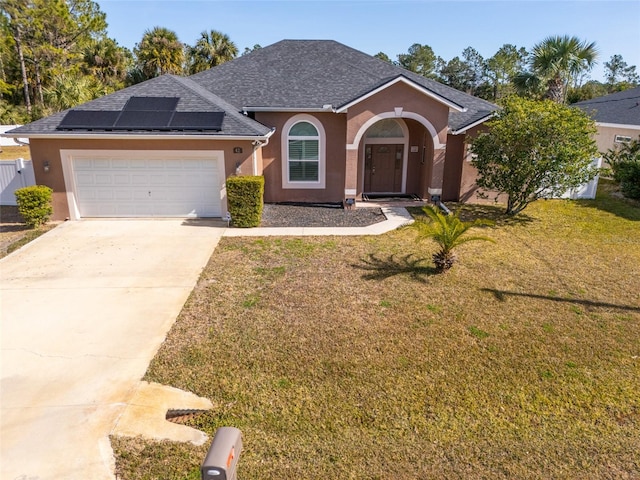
364,144 -> 403,192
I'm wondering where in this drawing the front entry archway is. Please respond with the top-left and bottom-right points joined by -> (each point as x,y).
362,118 -> 408,193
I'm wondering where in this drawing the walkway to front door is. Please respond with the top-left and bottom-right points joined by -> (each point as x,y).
364,144 -> 404,192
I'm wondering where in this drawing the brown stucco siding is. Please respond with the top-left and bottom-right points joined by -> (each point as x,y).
345,82 -> 450,146
442,134 -> 465,201
255,112 -> 347,203
28,137 -> 256,220
405,119 -> 432,197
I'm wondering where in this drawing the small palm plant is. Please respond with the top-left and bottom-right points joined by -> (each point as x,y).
410,206 -> 494,272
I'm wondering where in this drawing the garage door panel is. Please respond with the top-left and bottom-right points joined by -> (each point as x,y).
72,155 -> 222,218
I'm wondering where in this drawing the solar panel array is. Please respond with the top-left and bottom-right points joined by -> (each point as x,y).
57,97 -> 225,132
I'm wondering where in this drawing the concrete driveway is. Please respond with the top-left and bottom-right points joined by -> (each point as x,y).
1,219 -> 225,480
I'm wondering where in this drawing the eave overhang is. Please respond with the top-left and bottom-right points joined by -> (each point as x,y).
449,113 -> 496,135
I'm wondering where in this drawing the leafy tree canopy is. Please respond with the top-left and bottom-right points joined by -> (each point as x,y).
398,43 -> 440,79
133,26 -> 184,80
470,96 -> 599,215
187,30 -> 238,74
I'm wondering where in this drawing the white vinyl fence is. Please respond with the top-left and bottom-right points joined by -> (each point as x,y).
556,157 -> 602,200
1,159 -> 36,205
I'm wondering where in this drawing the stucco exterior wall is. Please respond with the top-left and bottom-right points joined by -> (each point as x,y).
255,112 -> 347,203
442,134 -> 465,202
28,137 -> 257,220
593,125 -> 640,155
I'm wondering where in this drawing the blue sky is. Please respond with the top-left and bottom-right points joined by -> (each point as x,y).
95,0 -> 640,82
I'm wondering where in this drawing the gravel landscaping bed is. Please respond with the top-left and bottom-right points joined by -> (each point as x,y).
259,203 -> 386,227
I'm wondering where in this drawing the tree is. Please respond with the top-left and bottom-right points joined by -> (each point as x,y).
604,54 -> 639,89
133,27 -> 184,80
374,51 -> 393,63
410,206 -> 494,272
485,44 -> 528,101
242,44 -> 261,56
44,73 -> 103,110
398,43 -> 440,79
469,96 -> 599,215
439,56 -> 469,91
1,0 -> 108,114
187,30 -> 237,74
461,46 -> 485,95
514,35 -> 598,103
82,37 -> 132,90
566,80 -> 608,104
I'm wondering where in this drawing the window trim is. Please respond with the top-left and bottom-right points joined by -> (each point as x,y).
281,114 -> 326,189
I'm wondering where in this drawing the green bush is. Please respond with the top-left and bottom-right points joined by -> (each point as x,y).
226,176 -> 264,227
603,137 -> 640,199
618,162 -> 640,199
14,185 -> 53,228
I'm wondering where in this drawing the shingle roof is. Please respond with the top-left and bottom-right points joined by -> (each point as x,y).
8,39 -> 497,137
190,40 -> 497,131
7,75 -> 271,137
573,86 -> 640,126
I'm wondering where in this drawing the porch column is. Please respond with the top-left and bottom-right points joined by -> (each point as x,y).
428,146 -> 447,201
344,146 -> 358,207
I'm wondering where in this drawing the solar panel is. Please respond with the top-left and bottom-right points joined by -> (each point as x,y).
113,110 -> 174,129
123,96 -> 179,112
57,110 -> 120,130
169,112 -> 225,130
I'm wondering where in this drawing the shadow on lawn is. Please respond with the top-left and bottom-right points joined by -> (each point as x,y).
406,203 -> 535,227
352,253 -> 437,282
482,288 -> 640,313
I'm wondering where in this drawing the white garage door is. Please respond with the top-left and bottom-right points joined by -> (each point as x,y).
72,154 -> 223,218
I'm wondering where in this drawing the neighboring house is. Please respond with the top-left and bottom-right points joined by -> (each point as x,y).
3,40 -> 497,221
573,86 -> 640,155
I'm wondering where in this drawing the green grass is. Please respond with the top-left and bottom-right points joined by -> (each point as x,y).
113,188 -> 640,480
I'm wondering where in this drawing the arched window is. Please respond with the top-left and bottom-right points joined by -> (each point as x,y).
365,119 -> 405,138
282,115 -> 326,189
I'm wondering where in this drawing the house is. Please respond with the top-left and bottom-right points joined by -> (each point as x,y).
4,40 -> 498,220
573,86 -> 640,154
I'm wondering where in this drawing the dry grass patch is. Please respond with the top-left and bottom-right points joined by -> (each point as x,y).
0,205 -> 56,258
0,145 -> 30,160
114,190 -> 640,480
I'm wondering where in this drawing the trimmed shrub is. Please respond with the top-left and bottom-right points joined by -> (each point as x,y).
226,176 -> 264,227
14,185 -> 53,228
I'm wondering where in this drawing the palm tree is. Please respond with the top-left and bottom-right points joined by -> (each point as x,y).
515,35 -> 598,103
44,74 -> 104,111
83,38 -> 132,90
187,30 -> 238,74
410,207 -> 494,272
134,27 -> 184,80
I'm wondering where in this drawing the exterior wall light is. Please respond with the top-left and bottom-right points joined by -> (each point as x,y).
43,161 -> 50,173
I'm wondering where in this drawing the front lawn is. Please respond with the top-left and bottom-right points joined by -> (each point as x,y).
112,189 -> 640,479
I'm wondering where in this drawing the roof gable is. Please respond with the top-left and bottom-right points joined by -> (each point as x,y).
335,75 -> 467,113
